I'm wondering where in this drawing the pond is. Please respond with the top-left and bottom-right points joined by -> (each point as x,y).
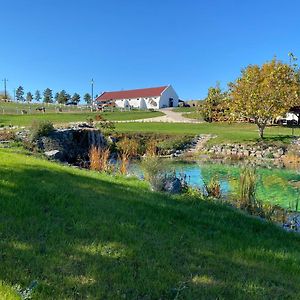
130,160 -> 300,210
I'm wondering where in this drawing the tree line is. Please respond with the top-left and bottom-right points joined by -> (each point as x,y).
14,86 -> 92,105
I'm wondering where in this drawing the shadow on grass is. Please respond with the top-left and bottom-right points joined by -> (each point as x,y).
0,161 -> 300,299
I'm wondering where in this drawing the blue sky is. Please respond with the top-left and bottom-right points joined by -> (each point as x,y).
1,0 -> 300,101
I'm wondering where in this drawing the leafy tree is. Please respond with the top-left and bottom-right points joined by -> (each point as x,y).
201,84 -> 228,122
43,88 -> 53,103
26,92 -> 33,103
229,58 -> 300,139
71,93 -> 80,104
84,93 -> 92,104
16,86 -> 25,102
35,90 -> 41,102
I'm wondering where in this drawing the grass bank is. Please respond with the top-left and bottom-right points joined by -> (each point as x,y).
0,111 -> 164,127
115,122 -> 299,145
0,148 -> 300,299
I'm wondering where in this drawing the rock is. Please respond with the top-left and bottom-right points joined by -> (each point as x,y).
243,150 -> 250,156
44,150 -> 62,160
164,177 -> 182,194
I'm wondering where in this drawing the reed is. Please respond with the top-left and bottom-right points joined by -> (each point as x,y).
89,146 -> 111,172
238,168 -> 257,213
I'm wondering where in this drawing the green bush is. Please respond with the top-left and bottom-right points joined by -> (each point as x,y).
30,120 -> 54,141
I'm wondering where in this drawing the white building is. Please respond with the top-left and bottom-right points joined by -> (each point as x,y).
95,85 -> 179,109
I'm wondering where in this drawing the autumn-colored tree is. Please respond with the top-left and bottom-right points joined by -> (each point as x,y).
229,59 -> 300,139
201,84 -> 228,122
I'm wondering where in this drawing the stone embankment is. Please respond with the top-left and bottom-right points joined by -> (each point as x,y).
204,144 -> 285,159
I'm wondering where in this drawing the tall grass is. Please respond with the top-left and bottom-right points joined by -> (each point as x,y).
117,137 -> 139,174
238,168 -> 257,213
145,139 -> 157,157
141,156 -> 166,191
89,146 -> 111,172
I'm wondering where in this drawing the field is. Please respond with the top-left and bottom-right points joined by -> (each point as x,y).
0,101 -> 88,114
114,122 -> 299,145
1,148 -> 300,299
0,111 -> 164,127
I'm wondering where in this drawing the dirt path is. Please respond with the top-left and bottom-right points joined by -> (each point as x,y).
116,108 -> 202,123
186,134 -> 214,153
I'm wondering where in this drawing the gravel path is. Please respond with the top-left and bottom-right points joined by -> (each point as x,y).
116,108 -> 202,123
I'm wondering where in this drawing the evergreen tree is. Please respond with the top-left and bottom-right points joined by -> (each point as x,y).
84,93 -> 92,104
16,86 -> 25,102
26,92 -> 33,103
35,90 -> 41,102
71,93 -> 81,104
57,90 -> 69,104
43,88 -> 53,103
54,92 -> 59,103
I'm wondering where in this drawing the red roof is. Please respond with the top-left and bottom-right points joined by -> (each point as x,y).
96,86 -> 168,101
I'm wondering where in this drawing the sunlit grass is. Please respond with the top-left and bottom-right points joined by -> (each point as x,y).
0,148 -> 300,299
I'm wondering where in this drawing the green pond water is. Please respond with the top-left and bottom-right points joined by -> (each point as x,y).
132,161 -> 300,210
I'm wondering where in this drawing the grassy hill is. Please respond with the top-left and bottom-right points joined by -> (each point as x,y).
1,149 -> 300,299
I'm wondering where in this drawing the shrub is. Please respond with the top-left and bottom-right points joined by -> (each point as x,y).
0,130 -> 16,141
185,186 -> 204,199
141,156 -> 167,191
203,176 -> 221,199
30,121 -> 54,141
94,114 -> 104,121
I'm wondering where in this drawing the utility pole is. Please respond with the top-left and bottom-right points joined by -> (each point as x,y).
91,78 -> 94,109
2,78 -> 8,100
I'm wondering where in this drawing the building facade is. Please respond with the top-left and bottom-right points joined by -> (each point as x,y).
95,85 -> 179,109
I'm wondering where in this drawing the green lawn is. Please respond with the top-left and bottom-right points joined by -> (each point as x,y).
1,149 -> 300,299
115,122 -> 299,145
0,101 -> 89,114
172,107 -> 197,112
0,111 -> 164,127
182,112 -> 204,120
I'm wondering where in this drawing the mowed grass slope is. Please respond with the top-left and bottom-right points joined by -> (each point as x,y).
0,149 -> 300,299
0,111 -> 164,126
115,122 -> 299,144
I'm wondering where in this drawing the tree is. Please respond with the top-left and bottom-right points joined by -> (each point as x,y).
26,92 -> 33,103
43,88 -> 53,103
56,90 -> 70,104
16,86 -> 25,102
228,59 -> 300,139
84,93 -> 92,104
201,84 -> 228,122
35,90 -> 41,102
71,93 -> 80,104
54,92 -> 59,103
